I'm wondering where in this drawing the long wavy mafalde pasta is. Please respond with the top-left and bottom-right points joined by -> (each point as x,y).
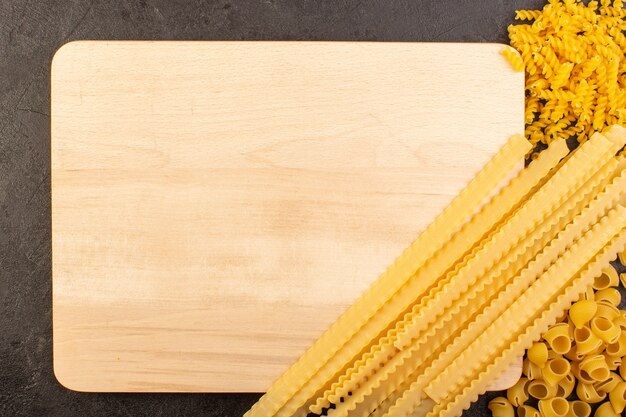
424,227 -> 626,417
244,134 -> 531,417
424,206 -> 626,404
418,161 -> 626,403
325,144 -> 618,417
308,137 -> 559,415
393,133 -> 614,351
344,143 -> 624,416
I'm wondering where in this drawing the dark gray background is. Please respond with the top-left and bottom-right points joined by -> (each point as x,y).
0,0 -> 568,416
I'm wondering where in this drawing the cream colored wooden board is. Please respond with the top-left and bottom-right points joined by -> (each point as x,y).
51,41 -> 524,393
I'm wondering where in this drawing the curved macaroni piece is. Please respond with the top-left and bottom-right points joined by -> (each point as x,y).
574,326 -> 603,356
517,405 -> 540,417
568,401 -> 591,417
590,317 -> 621,344
488,397 -> 515,417
579,355 -> 610,383
569,300 -> 598,329
543,357 -> 571,386
578,285 -> 596,301
594,371 -> 622,394
557,371 -> 576,398
523,357 -> 543,380
527,342 -> 549,367
602,353 -> 622,371
609,381 -> 626,413
571,360 -> 597,385
544,323 -> 572,354
538,398 -> 569,417
507,377 -> 529,406
593,288 -> 621,307
595,302 -> 620,320
576,382 -> 607,403
593,266 -> 619,290
606,331 -> 626,357
594,402 -> 620,417
620,272 -> 626,289
564,345 -> 584,362
527,379 -> 558,400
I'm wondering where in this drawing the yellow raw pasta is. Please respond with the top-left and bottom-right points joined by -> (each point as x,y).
557,372 -> 576,398
528,342 -> 549,367
574,326 -> 604,355
609,381 -> 626,413
602,353 -> 622,372
593,288 -> 621,307
593,266 -> 619,290
595,302 -> 620,321
488,397 -> 515,417
595,402 -> 621,417
620,361 -> 626,380
502,46 -> 525,72
543,358 -> 571,386
590,317 -> 621,344
570,300 -> 598,329
594,372 -> 622,394
507,378 -> 530,407
538,398 -> 570,417
528,379 -> 558,400
518,405 -> 541,417
523,357 -> 543,380
568,400 -> 592,417
545,323 -> 573,354
579,355 -> 610,382
576,382 -> 607,403
606,330 -> 626,357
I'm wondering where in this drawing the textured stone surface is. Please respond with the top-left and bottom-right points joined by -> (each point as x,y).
0,0 -> 580,416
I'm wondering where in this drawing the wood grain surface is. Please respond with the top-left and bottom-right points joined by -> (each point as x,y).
51,41 -> 524,392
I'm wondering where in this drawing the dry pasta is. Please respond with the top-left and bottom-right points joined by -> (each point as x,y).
594,402 -> 620,417
568,401 -> 591,417
544,323 -> 572,354
543,357 -> 571,386
609,381 -> 626,413
527,342 -> 548,367
569,300 -> 598,329
488,397 -> 515,417
538,398 -> 569,417
527,379 -> 558,400
517,405 -> 541,417
507,378 -> 529,407
576,382 -> 607,403
505,0 -> 626,154
593,288 -> 621,306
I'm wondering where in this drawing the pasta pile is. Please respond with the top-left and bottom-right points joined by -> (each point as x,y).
491,1 -> 626,416
490,264 -> 626,417
503,0 -> 626,151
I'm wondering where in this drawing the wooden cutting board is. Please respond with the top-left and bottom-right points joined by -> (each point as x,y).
52,41 -> 524,393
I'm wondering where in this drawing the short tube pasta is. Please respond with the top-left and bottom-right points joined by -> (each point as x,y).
579,355 -> 610,382
595,402 -> 620,417
576,382 -> 607,404
544,323 -> 573,354
590,317 -> 621,344
595,303 -> 620,321
574,326 -> 603,356
568,400 -> 591,417
507,377 -> 529,407
594,372 -> 621,394
594,288 -> 622,307
605,331 -> 626,357
609,381 -> 626,413
570,300 -> 598,329
523,357 -> 543,380
527,379 -> 558,400
538,398 -> 569,417
557,372 -> 576,398
602,353 -> 621,372
528,342 -> 549,367
543,358 -> 571,386
593,267 -> 619,290
517,405 -> 541,417
488,397 -> 515,417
